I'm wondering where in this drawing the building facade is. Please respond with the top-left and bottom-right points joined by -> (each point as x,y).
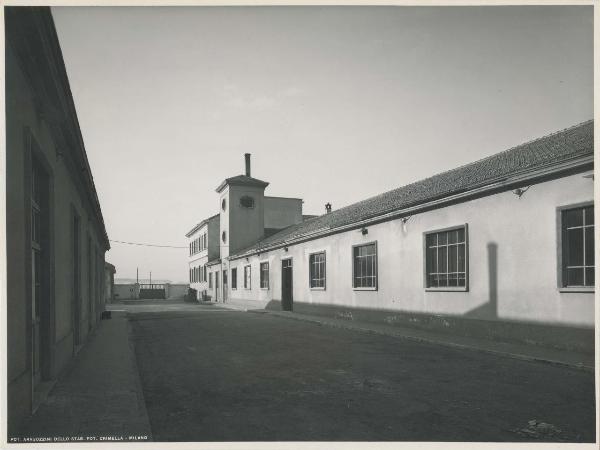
187,154 -> 305,302
6,7 -> 110,434
186,214 -> 219,300
104,262 -> 116,303
189,122 -> 594,351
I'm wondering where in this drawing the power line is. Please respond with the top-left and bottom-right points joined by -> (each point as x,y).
109,239 -> 186,249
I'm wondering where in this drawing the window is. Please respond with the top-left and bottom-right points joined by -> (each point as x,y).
231,268 -> 237,289
222,198 -> 227,211
209,272 -> 213,288
353,243 -> 377,289
309,252 -> 326,289
560,205 -> 594,288
260,262 -> 269,289
203,265 -> 207,283
244,265 -> 251,289
240,195 -> 255,208
222,231 -> 227,244
425,226 -> 467,289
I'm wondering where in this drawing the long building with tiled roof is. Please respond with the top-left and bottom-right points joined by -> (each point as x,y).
187,121 -> 594,353
231,120 -> 593,259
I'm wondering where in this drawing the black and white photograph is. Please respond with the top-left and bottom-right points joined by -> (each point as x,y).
2,2 -> 597,447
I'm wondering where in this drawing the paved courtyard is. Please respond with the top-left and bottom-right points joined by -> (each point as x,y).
129,306 -> 595,442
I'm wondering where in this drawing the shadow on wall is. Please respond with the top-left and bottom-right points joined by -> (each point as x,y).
464,242 -> 498,320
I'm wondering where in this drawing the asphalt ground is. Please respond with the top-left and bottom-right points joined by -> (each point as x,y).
129,309 -> 596,442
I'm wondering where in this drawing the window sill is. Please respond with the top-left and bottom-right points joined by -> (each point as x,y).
559,287 -> 594,293
353,287 -> 377,291
310,287 -> 326,291
260,287 -> 270,291
425,287 -> 468,292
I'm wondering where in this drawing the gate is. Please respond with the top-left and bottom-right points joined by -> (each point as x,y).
139,284 -> 166,299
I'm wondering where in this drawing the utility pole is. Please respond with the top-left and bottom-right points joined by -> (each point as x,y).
150,271 -> 152,286
136,267 -> 139,284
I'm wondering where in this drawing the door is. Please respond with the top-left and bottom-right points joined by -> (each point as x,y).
87,236 -> 93,331
281,259 -> 293,311
215,271 -> 220,302
72,214 -> 81,347
31,247 -> 41,386
31,157 -> 50,390
222,270 -> 228,302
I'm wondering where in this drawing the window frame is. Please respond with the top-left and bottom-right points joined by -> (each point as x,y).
309,251 -> 327,290
231,267 -> 237,290
423,224 -> 469,292
244,265 -> 252,290
557,201 -> 595,293
351,241 -> 378,291
260,261 -> 270,290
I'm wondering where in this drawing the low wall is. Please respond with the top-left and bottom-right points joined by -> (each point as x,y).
166,284 -> 188,299
114,284 -> 138,300
114,283 -> 189,301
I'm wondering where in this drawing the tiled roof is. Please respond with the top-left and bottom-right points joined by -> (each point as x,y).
231,120 -> 593,258
216,175 -> 269,193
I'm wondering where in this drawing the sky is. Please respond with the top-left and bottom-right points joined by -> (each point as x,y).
51,5 -> 593,283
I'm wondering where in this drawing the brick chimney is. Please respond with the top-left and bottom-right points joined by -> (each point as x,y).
245,153 -> 251,177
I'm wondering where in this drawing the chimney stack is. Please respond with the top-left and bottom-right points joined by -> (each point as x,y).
325,202 -> 332,214
245,153 -> 251,177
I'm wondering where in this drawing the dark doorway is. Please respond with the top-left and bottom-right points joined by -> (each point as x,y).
222,270 -> 228,303
31,158 -> 51,386
215,271 -> 220,302
87,236 -> 93,331
281,259 -> 293,311
72,213 -> 81,348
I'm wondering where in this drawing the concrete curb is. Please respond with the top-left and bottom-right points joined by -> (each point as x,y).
126,316 -> 154,441
249,309 -> 594,372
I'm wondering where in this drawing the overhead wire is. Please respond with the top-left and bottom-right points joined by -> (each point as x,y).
109,239 -> 186,249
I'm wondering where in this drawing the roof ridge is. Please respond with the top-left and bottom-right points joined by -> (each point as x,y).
448,119 -> 594,171
330,119 -> 594,216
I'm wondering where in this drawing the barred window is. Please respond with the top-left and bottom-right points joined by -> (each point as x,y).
426,226 -> 467,289
309,252 -> 326,289
353,243 -> 377,289
561,205 -> 594,288
260,262 -> 269,289
231,268 -> 237,289
244,265 -> 251,289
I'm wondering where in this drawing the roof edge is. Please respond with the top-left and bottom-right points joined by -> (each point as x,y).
228,154 -> 593,261
185,213 -> 219,237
